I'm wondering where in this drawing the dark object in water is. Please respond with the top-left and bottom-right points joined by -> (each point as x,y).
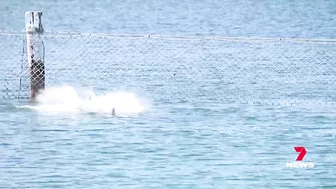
30,59 -> 45,102
112,108 -> 115,115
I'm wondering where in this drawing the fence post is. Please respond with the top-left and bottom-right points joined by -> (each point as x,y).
25,11 -> 45,102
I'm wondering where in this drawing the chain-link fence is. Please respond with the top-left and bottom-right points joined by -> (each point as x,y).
1,31 -> 336,105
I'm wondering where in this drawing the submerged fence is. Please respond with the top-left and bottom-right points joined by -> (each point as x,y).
1,30 -> 336,105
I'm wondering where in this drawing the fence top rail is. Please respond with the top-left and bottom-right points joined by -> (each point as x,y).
1,30 -> 336,45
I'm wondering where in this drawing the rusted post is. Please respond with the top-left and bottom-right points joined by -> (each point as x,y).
25,11 -> 45,102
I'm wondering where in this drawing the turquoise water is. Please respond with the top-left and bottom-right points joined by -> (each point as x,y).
1,0 -> 336,188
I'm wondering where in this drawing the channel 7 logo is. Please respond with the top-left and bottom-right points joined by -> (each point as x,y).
286,146 -> 314,168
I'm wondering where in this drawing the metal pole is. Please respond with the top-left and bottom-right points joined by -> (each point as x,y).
25,11 -> 45,102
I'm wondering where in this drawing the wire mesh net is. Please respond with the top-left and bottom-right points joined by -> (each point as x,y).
0,32 -> 29,99
1,31 -> 336,105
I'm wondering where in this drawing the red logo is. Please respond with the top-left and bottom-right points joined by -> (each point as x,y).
294,147 -> 307,161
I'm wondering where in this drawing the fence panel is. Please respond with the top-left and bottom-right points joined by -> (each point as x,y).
0,32 -> 29,99
1,31 -> 336,105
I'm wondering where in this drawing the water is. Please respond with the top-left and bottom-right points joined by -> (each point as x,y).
1,0 -> 336,188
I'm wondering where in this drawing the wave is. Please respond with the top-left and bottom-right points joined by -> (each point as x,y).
18,85 -> 148,116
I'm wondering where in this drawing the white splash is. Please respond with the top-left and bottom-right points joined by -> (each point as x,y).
20,85 -> 148,116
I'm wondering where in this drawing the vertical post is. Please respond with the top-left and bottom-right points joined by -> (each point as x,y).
25,11 -> 45,102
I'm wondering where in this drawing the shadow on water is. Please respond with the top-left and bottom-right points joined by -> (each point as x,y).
0,99 -> 32,113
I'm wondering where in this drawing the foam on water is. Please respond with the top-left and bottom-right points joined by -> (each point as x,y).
19,85 -> 148,116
